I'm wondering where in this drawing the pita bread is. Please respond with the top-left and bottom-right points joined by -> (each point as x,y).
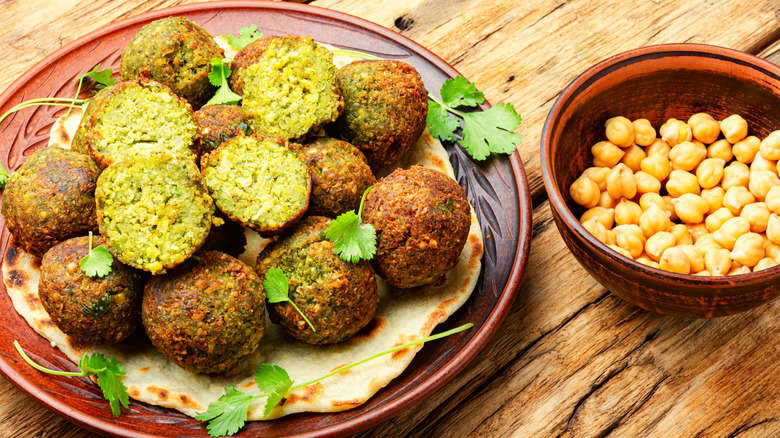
4,106 -> 483,419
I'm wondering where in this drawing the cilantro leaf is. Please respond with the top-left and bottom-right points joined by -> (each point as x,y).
205,58 -> 241,106
225,25 -> 263,51
255,364 -> 293,417
461,103 -> 523,161
80,232 -> 113,278
80,63 -> 116,90
325,187 -> 376,263
440,76 -> 484,108
0,165 -> 10,190
80,353 -> 129,417
195,385 -> 255,437
427,76 -> 522,161
263,268 -> 316,332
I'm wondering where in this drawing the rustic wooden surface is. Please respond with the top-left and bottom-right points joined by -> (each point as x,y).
1,0 -> 780,437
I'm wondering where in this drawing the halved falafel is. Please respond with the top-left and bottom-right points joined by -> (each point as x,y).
1,147 -> 100,256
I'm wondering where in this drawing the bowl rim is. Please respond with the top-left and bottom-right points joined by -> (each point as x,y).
541,42 -> 780,289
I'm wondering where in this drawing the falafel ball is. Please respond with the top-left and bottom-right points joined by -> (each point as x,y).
2,147 -> 100,256
256,216 -> 378,345
330,60 -> 428,171
361,165 -> 471,289
142,251 -> 265,374
71,84 -> 115,156
84,78 -> 198,169
301,137 -> 376,217
235,36 -> 344,140
39,235 -> 145,345
119,16 -> 223,108
96,150 -> 213,275
194,104 -> 251,156
201,135 -> 310,237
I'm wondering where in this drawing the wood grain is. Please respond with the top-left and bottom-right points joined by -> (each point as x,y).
2,0 -> 780,437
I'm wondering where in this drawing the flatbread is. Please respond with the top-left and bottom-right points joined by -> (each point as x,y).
3,102 -> 483,420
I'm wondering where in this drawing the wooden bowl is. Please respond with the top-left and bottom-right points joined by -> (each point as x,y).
541,44 -> 780,318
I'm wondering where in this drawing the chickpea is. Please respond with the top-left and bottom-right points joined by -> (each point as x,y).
620,144 -> 646,172
634,171 -> 662,196
704,247 -> 732,276
614,198 -> 643,226
753,257 -> 778,272
765,185 -> 780,215
766,213 -> 780,244
695,158 -> 725,189
730,232 -> 765,267
598,191 -> 619,208
670,223 -> 693,245
645,231 -> 676,261
582,167 -> 611,191
732,136 -> 760,163
688,113 -> 720,144
608,244 -> 633,260
678,244 -> 705,273
645,138 -> 671,158
581,206 -> 615,230
694,270 -> 713,276
672,193 -> 709,224
639,153 -> 671,182
605,116 -> 634,148
669,141 -> 707,171
722,186 -> 755,215
748,170 -> 780,201
695,233 -> 724,255
705,207 -> 734,233
569,175 -> 600,208
722,161 -> 750,190
700,186 -> 725,214
663,195 -> 679,221
713,216 -> 751,250
740,202 -> 770,233
660,118 -> 693,147
759,130 -> 780,160
707,139 -> 733,162
750,151 -> 778,175
605,229 -> 617,245
636,256 -> 661,269
639,203 -> 671,238
582,218 -> 610,244
632,118 -> 656,146
613,224 -> 645,258
666,169 -> 700,197
606,163 -> 637,200
592,141 -> 625,168
719,114 -> 748,144
727,264 -> 752,276
764,241 -> 780,262
639,192 -> 667,212
659,246 -> 691,274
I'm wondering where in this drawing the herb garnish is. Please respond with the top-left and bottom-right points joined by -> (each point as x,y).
224,24 -> 263,51
204,58 -> 242,106
196,322 -> 473,436
263,267 -> 316,332
0,165 -> 9,189
14,340 -> 130,417
79,231 -> 113,278
427,76 -> 522,161
325,186 -> 377,263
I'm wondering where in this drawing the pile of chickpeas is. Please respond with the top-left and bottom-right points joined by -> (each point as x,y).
569,113 -> 780,276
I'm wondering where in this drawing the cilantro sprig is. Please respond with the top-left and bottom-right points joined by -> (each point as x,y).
80,231 -> 113,278
263,268 -> 316,332
204,58 -> 242,106
224,25 -> 263,51
196,322 -> 473,436
324,187 -> 376,263
427,76 -> 522,161
14,341 -> 129,417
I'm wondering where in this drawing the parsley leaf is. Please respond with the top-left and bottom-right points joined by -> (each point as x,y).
195,385 -> 255,437
80,63 -> 116,91
263,268 -> 316,332
205,58 -> 242,106
80,231 -> 113,278
255,364 -> 293,417
224,25 -> 263,51
0,165 -> 10,189
324,187 -> 376,263
14,341 -> 129,418
426,76 -> 522,161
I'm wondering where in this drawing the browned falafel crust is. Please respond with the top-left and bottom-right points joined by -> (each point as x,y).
193,104 -> 251,156
361,165 -> 471,288
142,251 -> 266,374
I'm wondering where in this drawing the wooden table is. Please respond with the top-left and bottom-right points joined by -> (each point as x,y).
1,0 -> 779,436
